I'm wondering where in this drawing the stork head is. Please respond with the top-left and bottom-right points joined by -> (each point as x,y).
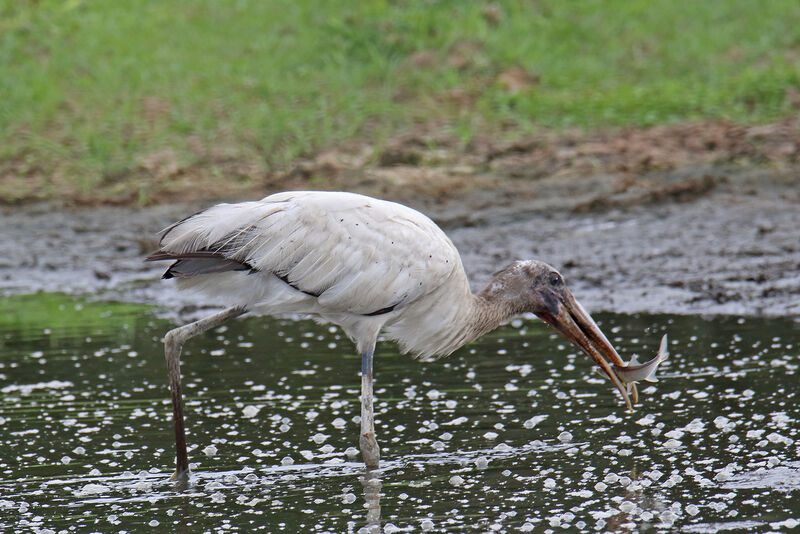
483,260 -> 631,408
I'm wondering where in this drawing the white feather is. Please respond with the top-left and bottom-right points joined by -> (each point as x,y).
159,191 -> 470,356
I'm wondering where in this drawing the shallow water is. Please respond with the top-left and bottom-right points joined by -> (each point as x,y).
0,293 -> 798,533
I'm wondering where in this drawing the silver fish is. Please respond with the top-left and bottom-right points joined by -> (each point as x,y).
598,334 -> 669,407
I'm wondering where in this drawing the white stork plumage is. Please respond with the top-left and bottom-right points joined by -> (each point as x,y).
147,191 -> 631,476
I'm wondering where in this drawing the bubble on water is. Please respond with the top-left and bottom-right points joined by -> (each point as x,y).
644,469 -> 663,482
663,439 -> 682,449
1,380 -> 73,394
474,457 -> 489,469
320,444 -> 334,454
332,417 -> 346,429
75,483 -> 109,496
637,414 -> 655,426
449,475 -> 464,486
714,416 -> 731,429
342,492 -> 356,504
445,400 -> 457,409
148,519 -> 160,527
242,405 -> 261,418
543,478 -> 556,489
210,492 -> 225,503
311,433 -> 329,444
767,432 -> 793,445
524,415 -> 547,429
683,419 -> 706,433
281,456 -> 294,466
714,470 -> 733,482
344,447 -> 359,457
426,389 -> 441,400
659,510 -> 678,524
205,480 -> 223,491
431,441 -> 445,451
60,456 -> 71,464
72,446 -> 86,455
203,445 -> 218,456
708,501 -> 728,512
594,481 -> 607,491
483,431 -> 498,440
445,416 -> 468,426
619,500 -> 635,513
558,431 -> 573,443
775,519 -> 800,529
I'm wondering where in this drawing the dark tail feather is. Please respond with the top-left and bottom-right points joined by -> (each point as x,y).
145,250 -> 255,279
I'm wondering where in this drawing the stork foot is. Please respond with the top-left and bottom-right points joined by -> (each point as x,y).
170,467 -> 190,481
360,432 -> 380,469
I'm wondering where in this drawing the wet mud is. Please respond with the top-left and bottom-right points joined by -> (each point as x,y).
1,164 -> 798,319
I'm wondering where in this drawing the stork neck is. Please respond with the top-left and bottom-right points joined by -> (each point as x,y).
383,276 -> 521,359
465,292 -> 519,343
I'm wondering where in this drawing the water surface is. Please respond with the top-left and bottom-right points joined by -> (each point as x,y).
1,293 -> 798,532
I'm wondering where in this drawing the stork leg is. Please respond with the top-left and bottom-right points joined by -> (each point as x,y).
359,349 -> 380,469
164,306 -> 246,479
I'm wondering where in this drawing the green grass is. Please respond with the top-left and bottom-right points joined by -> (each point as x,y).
1,0 -> 799,201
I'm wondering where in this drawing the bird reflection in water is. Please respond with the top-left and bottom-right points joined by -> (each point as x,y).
360,470 -> 382,533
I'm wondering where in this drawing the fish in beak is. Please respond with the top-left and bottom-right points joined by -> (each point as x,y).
534,285 -> 634,410
607,334 -> 669,404
489,260 -> 668,409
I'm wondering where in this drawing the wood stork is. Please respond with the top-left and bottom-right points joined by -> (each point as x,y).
146,191 -> 631,476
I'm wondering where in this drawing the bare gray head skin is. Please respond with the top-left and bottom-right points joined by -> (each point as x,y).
480,260 -> 633,409
479,260 -> 568,317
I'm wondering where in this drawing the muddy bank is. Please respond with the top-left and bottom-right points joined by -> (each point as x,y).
1,164 -> 798,319
5,117 -> 800,207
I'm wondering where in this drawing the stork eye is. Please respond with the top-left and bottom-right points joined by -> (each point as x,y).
549,272 -> 563,286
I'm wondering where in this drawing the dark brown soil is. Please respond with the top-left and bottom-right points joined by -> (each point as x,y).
3,117 -> 800,207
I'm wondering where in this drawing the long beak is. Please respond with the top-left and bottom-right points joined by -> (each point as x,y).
537,290 -> 633,410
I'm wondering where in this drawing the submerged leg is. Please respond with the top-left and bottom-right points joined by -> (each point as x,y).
359,349 -> 380,469
164,306 -> 246,478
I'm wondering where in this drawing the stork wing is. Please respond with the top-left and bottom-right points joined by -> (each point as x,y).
153,191 -> 464,316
